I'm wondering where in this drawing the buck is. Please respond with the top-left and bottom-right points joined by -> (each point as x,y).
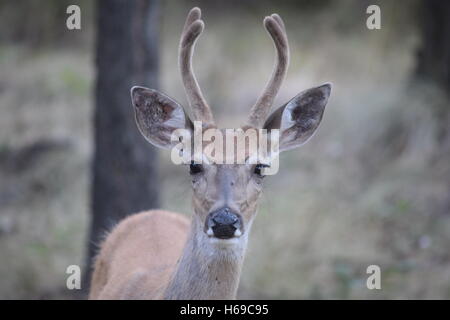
89,7 -> 331,300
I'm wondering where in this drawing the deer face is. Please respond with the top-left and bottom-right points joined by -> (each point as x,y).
191,163 -> 259,237
130,8 -> 331,245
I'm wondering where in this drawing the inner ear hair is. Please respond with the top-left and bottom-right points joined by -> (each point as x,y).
263,83 -> 332,151
131,86 -> 190,149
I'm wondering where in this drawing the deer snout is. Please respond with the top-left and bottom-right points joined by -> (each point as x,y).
206,207 -> 242,239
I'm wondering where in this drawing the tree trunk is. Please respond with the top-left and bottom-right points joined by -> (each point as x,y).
416,0 -> 450,95
83,0 -> 160,292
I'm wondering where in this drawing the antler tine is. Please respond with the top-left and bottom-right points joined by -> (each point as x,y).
247,14 -> 290,128
179,7 -> 215,125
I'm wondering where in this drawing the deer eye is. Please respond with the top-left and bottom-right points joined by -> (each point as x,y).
254,164 -> 269,177
189,162 -> 204,175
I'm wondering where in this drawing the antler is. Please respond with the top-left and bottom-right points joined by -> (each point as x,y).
179,7 -> 215,125
247,14 -> 290,128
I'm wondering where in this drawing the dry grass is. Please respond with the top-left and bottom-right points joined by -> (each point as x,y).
0,0 -> 449,299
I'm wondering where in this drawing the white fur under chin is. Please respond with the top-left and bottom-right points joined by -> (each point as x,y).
196,227 -> 249,262
209,237 -> 241,246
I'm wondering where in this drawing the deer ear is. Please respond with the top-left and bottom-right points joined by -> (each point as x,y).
131,86 -> 192,149
263,83 -> 331,152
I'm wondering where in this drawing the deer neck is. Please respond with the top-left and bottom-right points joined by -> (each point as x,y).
164,215 -> 248,300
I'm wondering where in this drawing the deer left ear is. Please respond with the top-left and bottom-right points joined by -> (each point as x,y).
263,83 -> 331,152
131,86 -> 192,149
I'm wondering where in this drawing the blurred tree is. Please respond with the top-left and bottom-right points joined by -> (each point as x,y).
416,0 -> 450,96
84,0 -> 160,292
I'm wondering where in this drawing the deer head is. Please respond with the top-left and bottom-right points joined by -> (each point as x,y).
130,7 -> 331,251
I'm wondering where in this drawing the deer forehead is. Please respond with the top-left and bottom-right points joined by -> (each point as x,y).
189,127 -> 276,164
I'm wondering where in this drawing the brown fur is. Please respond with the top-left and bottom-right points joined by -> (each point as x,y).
89,210 -> 189,299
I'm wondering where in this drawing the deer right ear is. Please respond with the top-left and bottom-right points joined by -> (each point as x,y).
131,86 -> 193,149
263,83 -> 331,152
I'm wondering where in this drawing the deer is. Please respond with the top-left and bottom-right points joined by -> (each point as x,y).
89,7 -> 331,300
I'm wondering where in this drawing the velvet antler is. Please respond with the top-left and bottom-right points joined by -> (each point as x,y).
247,14 -> 290,128
179,7 -> 215,125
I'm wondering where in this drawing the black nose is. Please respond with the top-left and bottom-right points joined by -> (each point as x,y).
207,207 -> 241,239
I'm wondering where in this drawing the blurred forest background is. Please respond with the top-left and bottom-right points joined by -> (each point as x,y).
0,0 -> 449,299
